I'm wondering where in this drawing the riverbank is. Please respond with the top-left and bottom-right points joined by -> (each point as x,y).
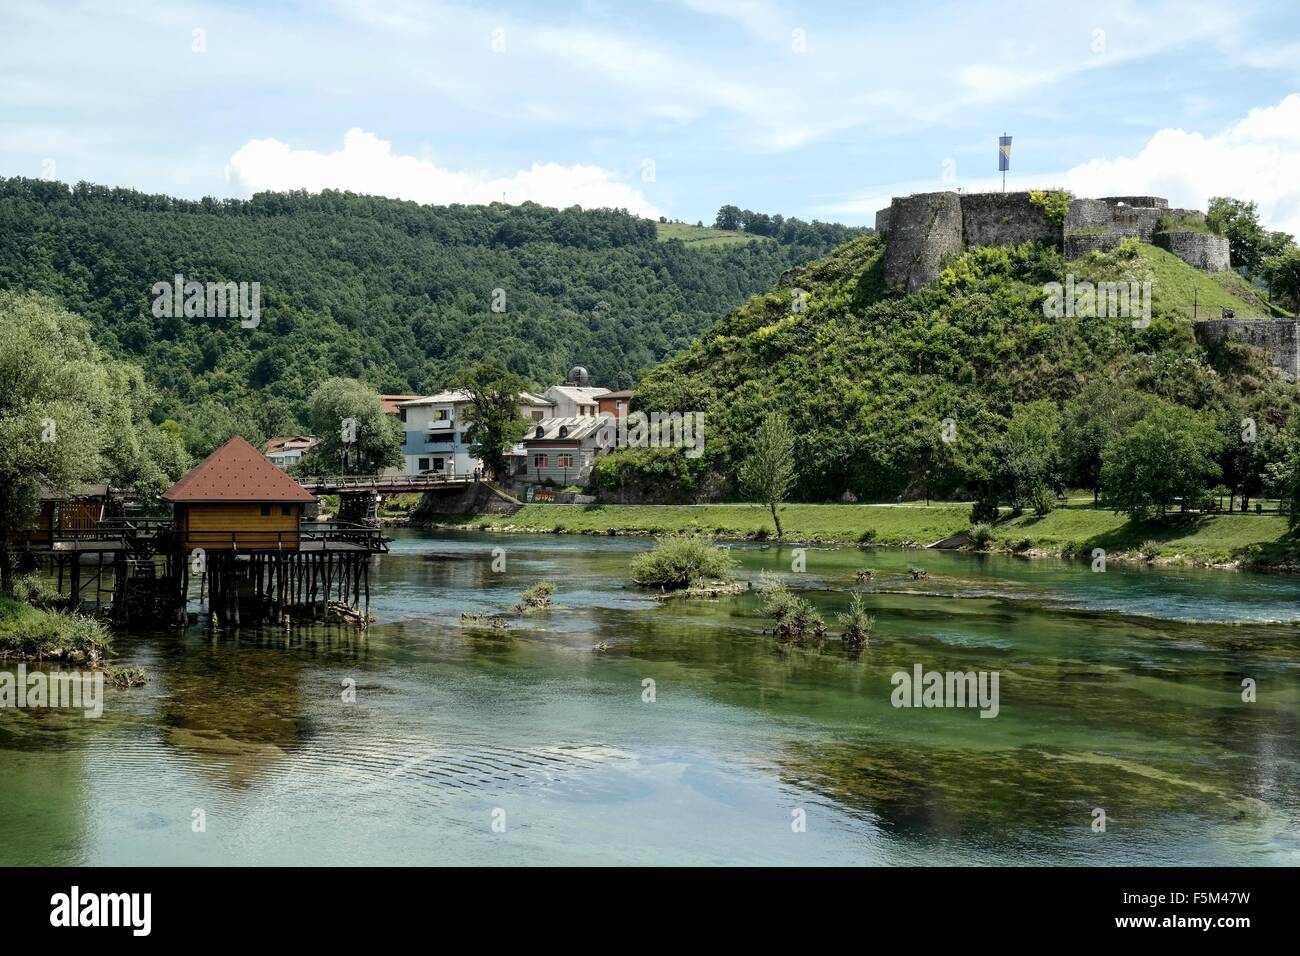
0,596 -> 112,664
417,502 -> 1299,569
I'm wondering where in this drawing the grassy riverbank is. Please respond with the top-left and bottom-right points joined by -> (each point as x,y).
0,596 -> 112,664
422,502 -> 1298,567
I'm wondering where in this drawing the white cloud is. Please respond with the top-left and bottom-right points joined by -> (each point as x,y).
224,128 -> 663,217
1064,94 -> 1300,236
819,95 -> 1300,235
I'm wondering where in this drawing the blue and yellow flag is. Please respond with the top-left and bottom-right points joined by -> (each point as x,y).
998,135 -> 1012,172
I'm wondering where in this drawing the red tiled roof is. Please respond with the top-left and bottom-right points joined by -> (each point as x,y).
381,394 -> 422,415
264,435 -> 320,454
163,436 -> 317,503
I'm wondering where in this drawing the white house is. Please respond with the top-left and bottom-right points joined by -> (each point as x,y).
542,384 -> 609,418
264,435 -> 321,470
399,390 -> 559,477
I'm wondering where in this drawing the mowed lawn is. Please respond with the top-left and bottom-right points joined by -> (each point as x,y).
431,502 -> 1295,564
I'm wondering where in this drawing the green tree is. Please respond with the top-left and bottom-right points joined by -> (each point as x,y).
714,204 -> 742,231
1100,402 -> 1225,520
458,362 -> 528,481
1260,245 -> 1300,313
739,412 -> 797,537
1205,197 -> 1294,276
306,378 -> 403,474
1060,383 -> 1145,504
994,400 -> 1063,513
0,293 -> 185,595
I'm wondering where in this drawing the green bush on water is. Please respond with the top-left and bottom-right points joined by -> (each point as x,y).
758,573 -> 826,642
630,536 -> 736,590
0,596 -> 112,665
515,581 -> 556,612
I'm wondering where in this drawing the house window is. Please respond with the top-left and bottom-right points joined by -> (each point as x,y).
418,457 -> 430,471
533,410 -> 544,421
281,505 -> 292,516
431,458 -> 445,472
559,453 -> 575,468
534,454 -> 549,469
434,409 -> 449,421
260,505 -> 271,516
399,408 -> 407,422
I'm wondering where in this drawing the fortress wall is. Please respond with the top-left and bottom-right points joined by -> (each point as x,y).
959,192 -> 1060,248
875,206 -> 892,236
1064,198 -> 1115,234
1195,318 -> 1300,379
1064,233 -> 1126,259
882,191 -> 963,292
1157,231 -> 1231,272
1101,196 -> 1168,209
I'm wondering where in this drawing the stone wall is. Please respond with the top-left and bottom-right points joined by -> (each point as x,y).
960,192 -> 1060,249
880,190 -> 1230,289
875,206 -> 892,237
882,191 -> 963,291
1063,233 -> 1126,259
1100,196 -> 1168,209
1064,198 -> 1115,235
1194,318 -> 1300,379
1156,231 -> 1231,272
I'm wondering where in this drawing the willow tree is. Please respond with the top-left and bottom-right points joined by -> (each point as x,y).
0,292 -> 188,596
740,412 -> 797,538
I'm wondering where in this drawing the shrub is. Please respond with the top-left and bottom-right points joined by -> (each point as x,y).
970,497 -> 999,524
758,572 -> 826,642
836,593 -> 874,647
13,574 -> 64,609
1028,189 -> 1071,225
1138,540 -> 1161,561
1031,486 -> 1055,516
630,536 -> 736,590
515,581 -> 556,612
968,523 -> 994,550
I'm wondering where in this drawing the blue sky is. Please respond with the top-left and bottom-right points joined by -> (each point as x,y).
5,0 -> 1300,231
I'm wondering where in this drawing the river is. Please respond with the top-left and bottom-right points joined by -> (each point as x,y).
2,530 -> 1297,865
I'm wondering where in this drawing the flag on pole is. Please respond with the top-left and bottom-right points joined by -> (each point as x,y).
998,135 -> 1012,172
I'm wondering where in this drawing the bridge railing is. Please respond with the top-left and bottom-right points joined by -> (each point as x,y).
295,473 -> 470,491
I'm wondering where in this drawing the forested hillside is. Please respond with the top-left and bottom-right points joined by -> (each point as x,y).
615,235 -> 1299,515
0,177 -> 863,436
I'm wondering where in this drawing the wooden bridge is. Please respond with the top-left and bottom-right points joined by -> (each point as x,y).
294,473 -> 476,494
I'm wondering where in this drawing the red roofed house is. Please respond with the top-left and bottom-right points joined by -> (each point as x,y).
163,436 -> 317,551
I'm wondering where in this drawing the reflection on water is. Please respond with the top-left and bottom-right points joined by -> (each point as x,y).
1,530 -> 1297,865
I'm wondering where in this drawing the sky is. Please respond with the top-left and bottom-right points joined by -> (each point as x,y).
5,0 -> 1300,233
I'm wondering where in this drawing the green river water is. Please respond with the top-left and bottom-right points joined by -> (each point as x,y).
2,529 -> 1298,865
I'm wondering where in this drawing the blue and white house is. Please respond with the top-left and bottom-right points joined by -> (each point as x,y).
398,390 -> 478,477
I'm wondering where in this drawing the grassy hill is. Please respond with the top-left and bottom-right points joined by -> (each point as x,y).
655,221 -> 768,247
1070,242 -> 1284,320
610,233 -> 1297,510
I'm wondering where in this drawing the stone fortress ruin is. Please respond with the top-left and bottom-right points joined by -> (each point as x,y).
874,190 -> 1296,379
